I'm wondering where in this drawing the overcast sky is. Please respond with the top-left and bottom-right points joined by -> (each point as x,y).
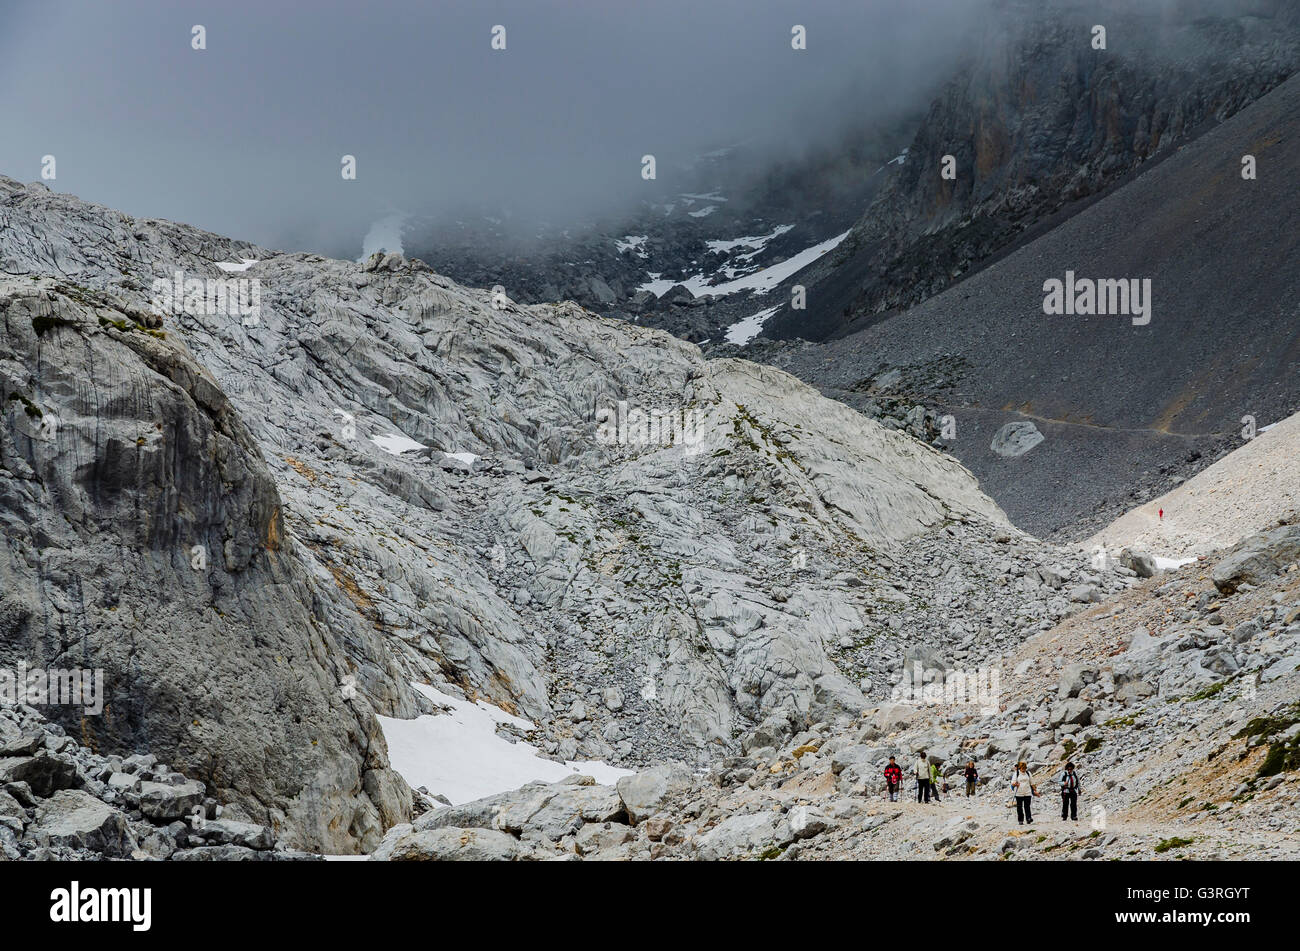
1,0 -> 998,257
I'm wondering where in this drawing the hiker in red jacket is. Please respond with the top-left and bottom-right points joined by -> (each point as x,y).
883,757 -> 903,802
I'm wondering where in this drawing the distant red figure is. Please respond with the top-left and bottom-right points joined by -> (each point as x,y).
1158,508 -> 1164,520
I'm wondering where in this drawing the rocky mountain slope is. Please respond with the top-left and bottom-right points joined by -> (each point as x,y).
372,514 -> 1300,861
771,70 -> 1300,541
762,0 -> 1300,342
1088,408 -> 1300,562
0,175 -> 1143,856
403,123 -> 917,345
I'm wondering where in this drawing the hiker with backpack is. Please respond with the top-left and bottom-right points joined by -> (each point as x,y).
929,758 -> 943,802
1060,761 -> 1081,821
884,756 -> 903,802
915,751 -> 931,803
1010,760 -> 1037,825
964,760 -> 979,797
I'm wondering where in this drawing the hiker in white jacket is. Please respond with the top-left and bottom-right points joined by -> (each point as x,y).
1010,761 -> 1037,825
915,751 -> 932,803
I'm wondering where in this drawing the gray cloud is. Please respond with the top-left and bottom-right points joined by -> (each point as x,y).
2,0 -> 999,258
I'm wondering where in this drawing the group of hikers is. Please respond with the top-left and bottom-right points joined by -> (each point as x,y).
882,753 -> 1084,825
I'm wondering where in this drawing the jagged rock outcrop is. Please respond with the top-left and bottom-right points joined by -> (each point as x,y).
767,0 -> 1300,341
0,277 -> 415,852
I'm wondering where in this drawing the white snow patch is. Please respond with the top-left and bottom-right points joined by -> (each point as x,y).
1154,556 -> 1197,571
717,229 -> 850,294
443,451 -> 479,467
378,684 -> 632,805
680,191 -> 727,202
637,273 -> 711,297
615,235 -> 648,256
687,205 -> 717,218
705,225 -> 793,255
725,305 -> 780,345
873,148 -> 912,177
371,433 -> 426,455
638,230 -> 850,299
215,258 -> 259,272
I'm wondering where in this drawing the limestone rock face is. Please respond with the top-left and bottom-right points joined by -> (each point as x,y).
0,277 -> 414,853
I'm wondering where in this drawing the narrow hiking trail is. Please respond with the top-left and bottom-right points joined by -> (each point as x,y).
796,787 -> 1295,860
1088,409 -> 1300,559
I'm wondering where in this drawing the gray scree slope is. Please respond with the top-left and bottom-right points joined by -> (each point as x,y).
1,177 -> 1129,840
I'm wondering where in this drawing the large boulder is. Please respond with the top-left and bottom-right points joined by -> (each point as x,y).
1048,700 -> 1094,728
788,806 -> 832,839
741,714 -> 794,755
574,820 -> 637,857
1068,584 -> 1103,604
413,786 -> 540,832
138,779 -> 207,822
810,672 -> 867,723
170,845 -> 300,861
1057,663 -> 1099,699
371,826 -> 537,861
1115,680 -> 1156,705
868,703 -> 915,733
30,789 -> 134,857
694,812 -> 793,860
189,818 -> 275,850
616,765 -> 691,824
830,745 -> 877,776
1037,564 -> 1069,588
1120,548 -> 1158,578
659,284 -> 696,306
494,779 -> 625,841
0,752 -> 81,798
1212,525 -> 1300,593
990,421 -> 1044,458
